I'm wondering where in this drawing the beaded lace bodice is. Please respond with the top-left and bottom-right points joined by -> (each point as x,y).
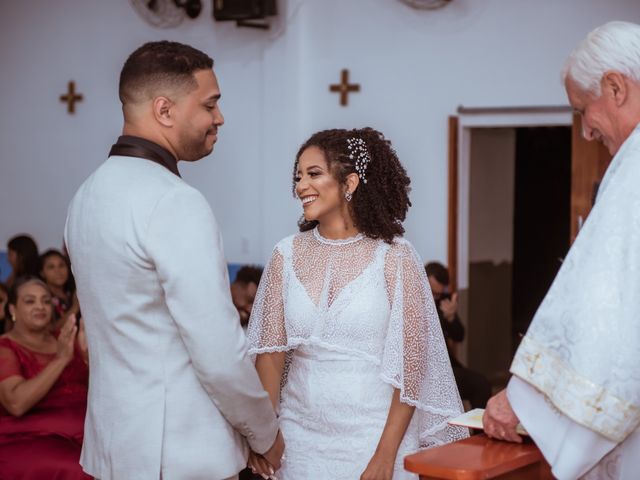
247,228 -> 467,447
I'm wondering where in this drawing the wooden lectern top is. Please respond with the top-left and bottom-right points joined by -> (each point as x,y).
404,434 -> 553,480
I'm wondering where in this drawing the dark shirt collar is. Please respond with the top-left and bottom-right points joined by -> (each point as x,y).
109,135 -> 180,177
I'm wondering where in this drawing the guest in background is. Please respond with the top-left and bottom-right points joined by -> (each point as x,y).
231,265 -> 264,329
39,249 -> 80,330
0,283 -> 8,333
6,235 -> 39,288
233,265 -> 266,480
0,276 -> 89,480
425,262 -> 491,410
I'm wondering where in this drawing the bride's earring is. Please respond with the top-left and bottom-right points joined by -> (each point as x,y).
344,191 -> 353,202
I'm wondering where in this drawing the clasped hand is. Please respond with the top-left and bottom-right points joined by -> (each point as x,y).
248,430 -> 284,479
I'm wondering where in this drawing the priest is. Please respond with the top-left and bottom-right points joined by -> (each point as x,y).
483,21 -> 640,480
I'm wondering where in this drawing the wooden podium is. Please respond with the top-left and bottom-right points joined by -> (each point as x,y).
404,434 -> 554,479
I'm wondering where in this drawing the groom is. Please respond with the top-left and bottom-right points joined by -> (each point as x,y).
65,41 -> 283,480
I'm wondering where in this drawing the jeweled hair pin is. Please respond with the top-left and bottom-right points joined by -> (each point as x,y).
346,137 -> 371,184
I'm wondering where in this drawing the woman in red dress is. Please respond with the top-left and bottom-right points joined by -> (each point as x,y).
0,275 -> 90,479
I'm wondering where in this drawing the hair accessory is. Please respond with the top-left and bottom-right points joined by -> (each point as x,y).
346,137 -> 371,184
345,191 -> 353,202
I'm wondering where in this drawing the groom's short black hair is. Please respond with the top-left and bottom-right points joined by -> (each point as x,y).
119,41 -> 214,105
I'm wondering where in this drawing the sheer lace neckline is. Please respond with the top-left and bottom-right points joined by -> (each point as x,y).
313,226 -> 364,246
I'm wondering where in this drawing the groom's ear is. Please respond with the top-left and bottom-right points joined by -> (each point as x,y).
152,96 -> 175,127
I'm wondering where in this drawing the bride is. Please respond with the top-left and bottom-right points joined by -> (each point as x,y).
247,128 -> 467,479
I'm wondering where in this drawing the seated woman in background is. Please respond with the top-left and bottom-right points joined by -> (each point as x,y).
40,249 -> 80,330
6,234 -> 40,289
0,276 -> 90,480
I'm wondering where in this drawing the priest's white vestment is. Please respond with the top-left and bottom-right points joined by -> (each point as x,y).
508,125 -> 640,479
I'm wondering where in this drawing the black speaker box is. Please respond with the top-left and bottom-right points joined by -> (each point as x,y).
213,0 -> 277,21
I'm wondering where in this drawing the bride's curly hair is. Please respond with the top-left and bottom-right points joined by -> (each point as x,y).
292,127 -> 411,243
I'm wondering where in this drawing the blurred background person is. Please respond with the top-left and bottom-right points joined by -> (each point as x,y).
233,266 -> 265,479
0,276 -> 89,479
39,249 -> 80,330
6,235 -> 39,289
0,283 -> 8,333
425,262 -> 491,410
231,265 -> 263,330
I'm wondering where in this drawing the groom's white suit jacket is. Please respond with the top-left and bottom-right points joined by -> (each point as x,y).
65,154 -> 278,480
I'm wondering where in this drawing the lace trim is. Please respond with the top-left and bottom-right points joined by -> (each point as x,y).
422,437 -> 448,448
250,345 -> 464,433
248,337 -> 381,364
511,335 -> 640,443
379,373 -> 468,448
250,342 -> 463,426
312,226 -> 364,246
380,373 -> 464,421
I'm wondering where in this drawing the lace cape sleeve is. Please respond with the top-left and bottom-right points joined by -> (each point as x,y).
383,239 -> 469,448
247,242 -> 288,354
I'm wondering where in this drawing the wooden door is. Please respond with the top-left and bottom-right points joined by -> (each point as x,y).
570,113 -> 612,242
447,116 -> 458,291
447,114 -> 612,289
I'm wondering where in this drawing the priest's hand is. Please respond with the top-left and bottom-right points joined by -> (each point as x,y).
360,450 -> 394,480
483,389 -> 522,443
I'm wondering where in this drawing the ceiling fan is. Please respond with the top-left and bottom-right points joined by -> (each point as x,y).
130,0 -> 202,28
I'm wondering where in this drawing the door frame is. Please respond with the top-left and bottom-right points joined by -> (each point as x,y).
453,107 -> 572,290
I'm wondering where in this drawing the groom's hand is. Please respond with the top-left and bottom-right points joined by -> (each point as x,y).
262,430 -> 285,471
248,451 -> 275,479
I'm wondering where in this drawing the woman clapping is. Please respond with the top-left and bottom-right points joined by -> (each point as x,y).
0,276 -> 89,479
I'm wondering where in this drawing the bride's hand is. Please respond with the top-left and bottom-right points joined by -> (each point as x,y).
248,451 -> 277,479
360,451 -> 394,480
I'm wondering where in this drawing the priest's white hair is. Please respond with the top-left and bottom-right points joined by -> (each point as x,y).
562,21 -> 640,96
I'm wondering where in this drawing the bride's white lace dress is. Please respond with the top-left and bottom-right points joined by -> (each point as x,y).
247,228 -> 468,479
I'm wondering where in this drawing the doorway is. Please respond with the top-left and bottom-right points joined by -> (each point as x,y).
465,126 -> 571,385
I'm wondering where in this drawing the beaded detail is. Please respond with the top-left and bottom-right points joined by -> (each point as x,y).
312,226 -> 364,245
346,137 -> 371,184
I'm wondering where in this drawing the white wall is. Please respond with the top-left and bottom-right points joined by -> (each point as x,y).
1,0 -> 639,265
